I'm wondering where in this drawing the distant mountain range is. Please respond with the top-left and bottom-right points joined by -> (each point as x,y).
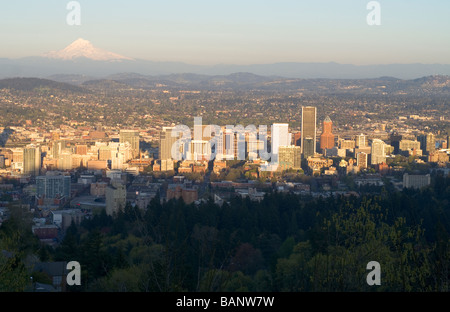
1,38 -> 450,80
1,74 -> 449,96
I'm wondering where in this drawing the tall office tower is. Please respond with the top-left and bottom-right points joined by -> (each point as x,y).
357,152 -> 368,169
110,142 -> 132,169
106,182 -> 126,216
303,138 -> 315,159
301,106 -> 317,158
356,133 -> 367,148
246,134 -> 264,160
111,149 -> 127,170
271,123 -> 290,163
23,145 -> 41,176
390,133 -> 403,154
278,146 -> 302,170
222,128 -> 234,160
418,133 -> 436,155
52,140 -> 65,159
189,140 -> 211,161
58,152 -> 73,171
119,129 -> 140,159
222,128 -> 246,160
320,116 -> 335,151
426,133 -> 436,154
371,139 -> 386,165
36,173 -> 71,201
98,146 -> 112,161
159,127 -> 181,160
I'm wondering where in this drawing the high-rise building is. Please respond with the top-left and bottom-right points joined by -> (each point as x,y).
98,146 -> 111,161
301,106 -> 317,158
390,133 -> 403,154
357,152 -> 368,169
159,127 -> 180,161
221,127 -> 245,160
371,139 -> 386,165
52,140 -> 65,159
119,130 -> 140,159
320,116 -> 334,151
23,145 -> 41,176
110,142 -> 132,169
271,123 -> 290,163
278,146 -> 301,170
36,173 -> 71,201
356,134 -> 367,148
303,138 -> 315,159
58,152 -> 73,171
189,140 -> 211,161
399,140 -> 422,156
417,133 -> 436,155
106,182 -> 126,216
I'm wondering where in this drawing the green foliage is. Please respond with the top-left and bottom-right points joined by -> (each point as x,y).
40,175 -> 450,291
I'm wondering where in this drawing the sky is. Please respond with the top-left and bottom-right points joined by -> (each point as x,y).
1,0 -> 449,65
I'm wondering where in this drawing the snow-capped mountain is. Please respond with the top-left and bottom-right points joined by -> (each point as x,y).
43,38 -> 134,61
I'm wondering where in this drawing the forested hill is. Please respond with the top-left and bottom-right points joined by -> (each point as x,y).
2,173 -> 449,292
0,77 -> 85,93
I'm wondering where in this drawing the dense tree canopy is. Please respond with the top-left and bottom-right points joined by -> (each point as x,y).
1,175 -> 449,292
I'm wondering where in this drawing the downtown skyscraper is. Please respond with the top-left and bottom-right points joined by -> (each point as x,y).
301,106 -> 317,159
371,139 -> 386,165
23,145 -> 41,176
159,127 -> 178,160
271,123 -> 290,163
119,129 -> 140,159
320,116 -> 335,151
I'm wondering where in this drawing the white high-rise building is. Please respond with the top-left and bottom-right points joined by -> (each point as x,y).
271,123 -> 290,163
110,142 -> 132,170
356,134 -> 367,148
371,139 -> 386,165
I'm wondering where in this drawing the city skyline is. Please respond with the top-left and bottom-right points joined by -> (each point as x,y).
1,1 -> 449,293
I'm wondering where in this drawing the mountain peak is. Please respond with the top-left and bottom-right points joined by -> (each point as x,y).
69,38 -> 93,48
43,38 -> 134,62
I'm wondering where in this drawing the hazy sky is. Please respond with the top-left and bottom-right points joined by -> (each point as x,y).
1,0 -> 449,65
